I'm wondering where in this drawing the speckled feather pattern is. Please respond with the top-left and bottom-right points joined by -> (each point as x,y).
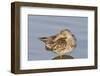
39,29 -> 77,56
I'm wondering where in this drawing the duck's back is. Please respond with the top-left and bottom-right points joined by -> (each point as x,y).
51,38 -> 67,51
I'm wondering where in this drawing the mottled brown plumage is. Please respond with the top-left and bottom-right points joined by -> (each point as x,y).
39,29 -> 77,58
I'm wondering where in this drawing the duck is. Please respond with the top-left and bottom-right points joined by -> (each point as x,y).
39,29 -> 77,59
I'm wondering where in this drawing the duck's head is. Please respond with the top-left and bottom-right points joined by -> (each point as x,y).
60,29 -> 72,37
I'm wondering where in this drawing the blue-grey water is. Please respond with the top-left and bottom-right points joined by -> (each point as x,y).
28,15 -> 88,60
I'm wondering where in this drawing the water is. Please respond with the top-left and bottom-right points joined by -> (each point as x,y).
28,15 -> 88,60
